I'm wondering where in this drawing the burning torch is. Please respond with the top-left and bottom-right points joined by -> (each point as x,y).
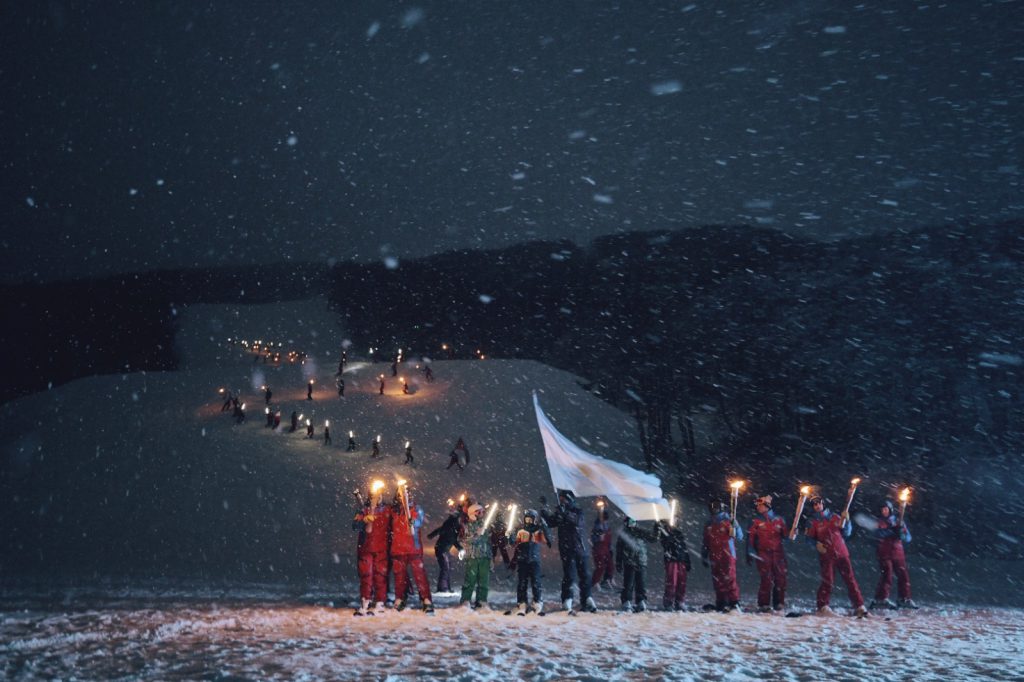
898,487 -> 911,527
789,486 -> 811,540
669,499 -> 678,527
842,477 -> 862,521
506,503 -> 518,538
480,501 -> 499,536
729,481 -> 745,532
397,478 -> 414,536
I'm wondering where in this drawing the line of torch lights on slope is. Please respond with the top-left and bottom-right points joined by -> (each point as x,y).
354,478 -> 912,539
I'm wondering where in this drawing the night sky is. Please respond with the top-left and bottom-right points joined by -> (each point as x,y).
2,1 -> 1021,282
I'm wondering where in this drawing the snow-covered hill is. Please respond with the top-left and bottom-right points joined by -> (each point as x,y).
2,299 -> 1024,680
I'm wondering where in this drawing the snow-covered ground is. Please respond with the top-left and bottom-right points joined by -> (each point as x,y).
2,299 -> 1024,680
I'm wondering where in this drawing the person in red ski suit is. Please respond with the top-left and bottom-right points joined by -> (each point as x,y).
746,495 -> 788,612
590,508 -> 615,589
804,496 -> 867,616
701,501 -> 743,611
870,499 -> 916,610
353,487 -> 392,615
389,488 -> 434,613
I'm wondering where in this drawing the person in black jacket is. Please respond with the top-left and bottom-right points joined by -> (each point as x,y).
656,520 -> 693,611
426,508 -> 463,593
541,489 -> 598,613
509,509 -> 552,615
616,518 -> 657,612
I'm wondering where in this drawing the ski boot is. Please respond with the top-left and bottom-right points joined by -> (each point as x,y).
422,600 -> 435,615
898,599 -> 919,610
854,605 -> 870,618
816,605 -> 836,616
870,599 -> 897,610
621,601 -> 634,613
636,600 -> 648,613
583,597 -> 598,613
535,600 -> 545,616
758,605 -> 773,614
562,598 -> 575,615
353,598 -> 372,617
394,599 -> 407,612
516,602 -> 527,616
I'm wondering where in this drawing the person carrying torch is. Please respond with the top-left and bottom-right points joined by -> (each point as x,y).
352,480 -> 392,616
746,495 -> 789,612
701,499 -> 743,612
458,502 -> 495,610
590,500 -> 615,591
426,499 -> 463,594
803,492 -> 868,617
869,489 -> 917,610
389,481 -> 434,614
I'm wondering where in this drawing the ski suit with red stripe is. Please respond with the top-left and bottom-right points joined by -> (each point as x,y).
873,514 -> 912,601
805,509 -> 864,610
354,502 -> 392,602
390,502 -> 432,604
747,510 -> 789,609
702,511 -> 742,607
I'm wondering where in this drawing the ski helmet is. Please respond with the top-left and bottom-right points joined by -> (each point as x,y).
708,500 -> 727,514
881,499 -> 896,514
467,504 -> 484,521
810,495 -> 826,508
755,495 -> 773,509
523,509 -> 538,524
557,489 -> 575,503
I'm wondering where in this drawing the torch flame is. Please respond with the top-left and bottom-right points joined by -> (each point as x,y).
800,486 -> 811,495
730,480 -> 744,491
397,479 -> 407,487
371,480 -> 385,494
851,477 -> 862,486
447,498 -> 455,507
899,487 -> 910,502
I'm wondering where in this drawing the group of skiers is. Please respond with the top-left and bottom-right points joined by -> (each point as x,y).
697,492 -> 916,616
351,484 -> 916,617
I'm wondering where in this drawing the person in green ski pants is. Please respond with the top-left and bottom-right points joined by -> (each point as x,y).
460,503 -> 494,609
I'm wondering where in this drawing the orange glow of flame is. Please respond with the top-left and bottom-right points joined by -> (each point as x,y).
730,480 -> 744,491
800,486 -> 811,495
899,488 -> 911,503
851,477 -> 862,486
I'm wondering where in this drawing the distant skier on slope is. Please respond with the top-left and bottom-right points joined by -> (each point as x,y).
446,437 -> 469,471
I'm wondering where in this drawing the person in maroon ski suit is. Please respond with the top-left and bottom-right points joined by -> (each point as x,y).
804,496 -> 868,616
701,500 -> 743,611
870,499 -> 917,610
746,495 -> 789,612
353,487 -> 392,615
389,488 -> 435,613
590,508 -> 615,590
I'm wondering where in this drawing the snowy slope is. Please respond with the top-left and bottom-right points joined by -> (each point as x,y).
3,299 -> 1024,681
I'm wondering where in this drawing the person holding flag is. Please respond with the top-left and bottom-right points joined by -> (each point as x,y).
746,494 -> 789,612
542,490 -> 598,614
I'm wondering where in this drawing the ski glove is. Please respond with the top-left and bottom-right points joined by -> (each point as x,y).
816,542 -> 827,555
458,549 -> 466,561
